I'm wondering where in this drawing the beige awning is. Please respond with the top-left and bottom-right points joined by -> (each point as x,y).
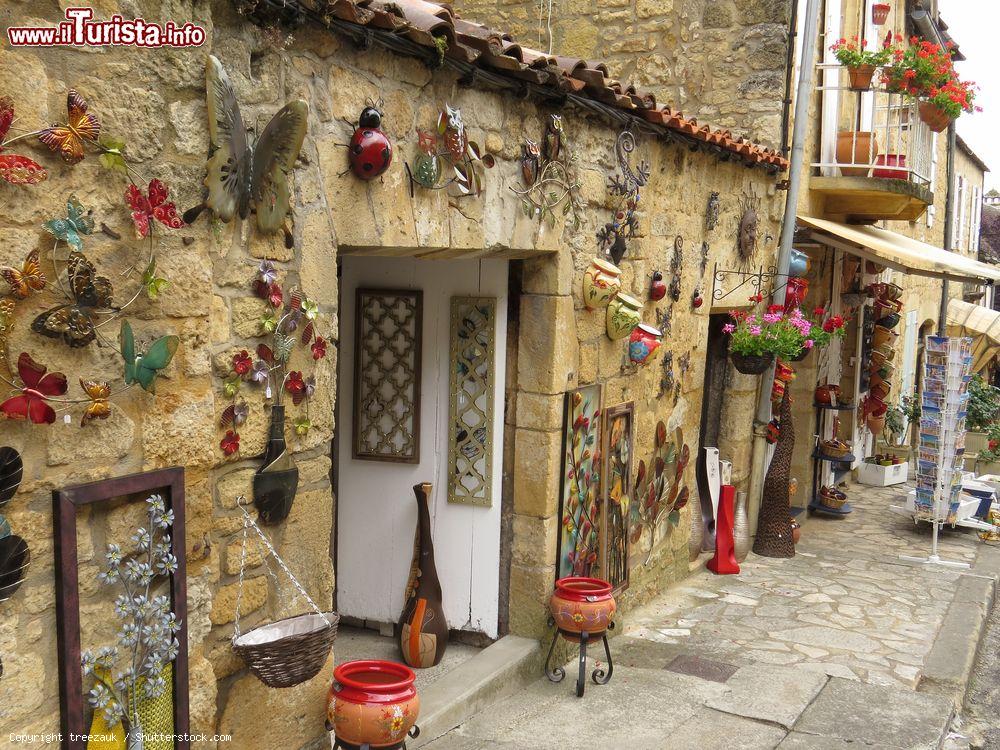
798,215 -> 1000,284
947,298 -> 1000,373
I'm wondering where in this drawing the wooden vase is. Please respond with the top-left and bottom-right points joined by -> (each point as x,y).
397,482 -> 449,668
733,491 -> 751,563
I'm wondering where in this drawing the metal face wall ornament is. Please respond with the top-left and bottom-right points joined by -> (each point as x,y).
630,422 -> 690,565
347,100 -> 393,181
705,191 -> 720,231
448,297 -> 496,507
406,104 -> 495,197
510,114 -> 582,227
601,403 -> 633,592
736,190 -> 762,265
354,289 -> 423,463
597,129 -> 648,265
556,384 -> 602,579
183,55 -> 309,249
0,96 -> 47,184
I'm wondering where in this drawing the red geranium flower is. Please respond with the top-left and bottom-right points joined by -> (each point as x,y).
311,336 -> 327,360
285,371 -> 305,397
0,353 -> 68,424
267,283 -> 284,309
813,306 -> 826,316
232,349 -> 252,376
220,429 -> 240,456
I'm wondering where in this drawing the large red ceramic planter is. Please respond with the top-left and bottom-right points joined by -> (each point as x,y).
549,577 -> 617,639
327,660 -> 420,749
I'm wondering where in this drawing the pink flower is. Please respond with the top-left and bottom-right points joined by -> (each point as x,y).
803,339 -> 814,349
763,313 -> 782,324
749,325 -> 762,336
722,323 -> 735,334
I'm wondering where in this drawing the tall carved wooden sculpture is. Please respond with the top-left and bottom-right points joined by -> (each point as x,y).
398,482 -> 449,668
753,390 -> 796,558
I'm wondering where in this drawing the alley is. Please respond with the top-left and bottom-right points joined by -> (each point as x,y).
426,483 -> 1000,749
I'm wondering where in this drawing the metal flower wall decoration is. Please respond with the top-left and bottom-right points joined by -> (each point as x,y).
405,104 -> 495,197
0,88 -> 184,427
0,97 -> 46,185
510,114 -> 583,227
183,55 -> 309,249
217,260 -> 327,456
631,422 -> 690,565
597,129 -> 649,265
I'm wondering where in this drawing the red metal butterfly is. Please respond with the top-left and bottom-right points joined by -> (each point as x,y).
0,97 -> 47,185
0,353 -> 68,424
125,179 -> 185,239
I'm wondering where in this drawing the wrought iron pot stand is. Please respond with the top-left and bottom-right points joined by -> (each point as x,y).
544,619 -> 615,697
332,726 -> 420,750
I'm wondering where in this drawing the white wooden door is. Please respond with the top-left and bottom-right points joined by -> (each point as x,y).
336,256 -> 507,637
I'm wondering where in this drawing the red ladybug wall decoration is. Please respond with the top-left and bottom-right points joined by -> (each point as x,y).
348,102 -> 392,181
692,290 -> 704,308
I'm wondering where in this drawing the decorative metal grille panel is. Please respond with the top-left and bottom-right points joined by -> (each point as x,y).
353,289 -> 422,463
447,297 -> 496,506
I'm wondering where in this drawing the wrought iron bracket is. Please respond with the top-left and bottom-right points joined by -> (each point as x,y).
712,263 -> 798,302
544,622 -> 615,698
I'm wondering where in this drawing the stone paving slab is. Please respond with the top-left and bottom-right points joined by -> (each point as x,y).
793,677 -> 954,749
662,707 -> 788,750
705,664 -> 828,729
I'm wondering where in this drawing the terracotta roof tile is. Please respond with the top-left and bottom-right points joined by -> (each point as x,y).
248,0 -> 788,170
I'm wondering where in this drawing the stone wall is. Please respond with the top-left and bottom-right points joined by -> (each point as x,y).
452,0 -> 792,148
0,1 -> 783,747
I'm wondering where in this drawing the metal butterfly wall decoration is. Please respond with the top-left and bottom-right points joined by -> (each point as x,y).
183,55 -> 309,249
0,96 -> 47,185
43,195 -> 95,252
0,352 -> 68,424
38,89 -> 101,165
120,320 -> 179,393
125,179 -> 186,239
31,250 -> 114,348
0,249 -> 46,300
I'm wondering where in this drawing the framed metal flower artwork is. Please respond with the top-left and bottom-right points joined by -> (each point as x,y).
556,384 -> 603,579
601,403 -> 633,592
53,467 -> 190,750
183,55 -> 309,249
353,288 -> 423,463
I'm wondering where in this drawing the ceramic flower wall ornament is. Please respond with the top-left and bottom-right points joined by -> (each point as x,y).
0,97 -> 47,185
405,104 -> 495,197
183,55 -> 309,249
597,129 -> 648,265
510,114 -> 583,227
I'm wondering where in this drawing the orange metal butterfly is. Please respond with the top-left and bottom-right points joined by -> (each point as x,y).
38,90 -> 100,164
0,96 -> 47,185
0,249 -> 46,300
79,379 -> 111,426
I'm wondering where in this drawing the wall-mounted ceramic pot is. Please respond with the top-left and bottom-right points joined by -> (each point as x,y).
628,324 -> 662,365
583,257 -> 622,311
606,293 -> 642,340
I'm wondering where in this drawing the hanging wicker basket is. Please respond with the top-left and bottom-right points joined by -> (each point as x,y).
231,498 -> 339,688
731,351 -> 774,375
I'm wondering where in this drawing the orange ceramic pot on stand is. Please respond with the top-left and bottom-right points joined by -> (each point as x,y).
544,577 -> 617,697
327,660 -> 420,749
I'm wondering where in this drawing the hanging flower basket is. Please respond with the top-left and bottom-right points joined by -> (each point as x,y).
872,3 -> 890,25
731,351 -> 774,375
847,64 -> 876,91
918,101 -> 952,133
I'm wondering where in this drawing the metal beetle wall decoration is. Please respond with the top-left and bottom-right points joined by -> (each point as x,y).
406,104 -> 495,197
183,55 -> 309,249
597,129 -> 649,265
346,99 -> 392,181
510,114 -> 582,226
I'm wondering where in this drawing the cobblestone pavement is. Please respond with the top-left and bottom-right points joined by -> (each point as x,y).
623,481 -> 983,688
961,585 -> 1000,749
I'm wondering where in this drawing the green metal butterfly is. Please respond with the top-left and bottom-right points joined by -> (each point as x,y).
120,320 -> 179,393
43,195 -> 95,252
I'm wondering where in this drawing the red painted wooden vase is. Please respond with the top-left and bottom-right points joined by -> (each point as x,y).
327,660 -> 419,748
549,577 -> 616,640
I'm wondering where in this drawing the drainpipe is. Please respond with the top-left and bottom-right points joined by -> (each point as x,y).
746,0 -> 822,531
937,122 -> 957,335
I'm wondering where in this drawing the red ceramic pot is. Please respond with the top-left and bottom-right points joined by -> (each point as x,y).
873,153 -> 907,180
872,2 -> 890,25
550,577 -> 616,640
815,384 -> 841,405
919,101 -> 952,133
629,324 -> 662,366
327,660 -> 419,748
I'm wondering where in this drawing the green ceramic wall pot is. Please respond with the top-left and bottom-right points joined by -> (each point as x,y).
583,257 -> 622,311
606,292 -> 642,340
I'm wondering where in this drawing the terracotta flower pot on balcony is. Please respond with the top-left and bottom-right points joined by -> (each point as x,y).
847,64 -> 876,91
873,153 -> 907,180
872,2 -> 891,25
836,131 -> 879,177
918,101 -> 952,133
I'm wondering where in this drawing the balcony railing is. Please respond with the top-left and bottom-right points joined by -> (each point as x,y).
811,63 -> 934,189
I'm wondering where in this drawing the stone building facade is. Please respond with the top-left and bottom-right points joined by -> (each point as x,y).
453,0 -> 793,147
0,0 -> 786,747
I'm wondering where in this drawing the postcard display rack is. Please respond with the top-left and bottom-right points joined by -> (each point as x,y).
900,336 -> 973,569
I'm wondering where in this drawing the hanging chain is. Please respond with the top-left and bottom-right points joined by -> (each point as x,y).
232,495 -> 331,642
